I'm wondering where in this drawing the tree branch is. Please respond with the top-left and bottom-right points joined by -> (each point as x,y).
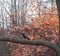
0,37 -> 60,56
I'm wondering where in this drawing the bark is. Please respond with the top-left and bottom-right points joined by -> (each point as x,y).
56,0 -> 60,34
56,0 -> 60,47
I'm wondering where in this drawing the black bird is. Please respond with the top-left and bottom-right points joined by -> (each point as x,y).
22,33 -> 30,40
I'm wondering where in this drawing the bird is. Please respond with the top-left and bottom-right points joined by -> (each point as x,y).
22,33 -> 30,40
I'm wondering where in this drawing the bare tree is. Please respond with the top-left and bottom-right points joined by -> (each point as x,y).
0,3 -> 4,30
21,0 -> 26,25
37,0 -> 41,16
10,0 -> 17,26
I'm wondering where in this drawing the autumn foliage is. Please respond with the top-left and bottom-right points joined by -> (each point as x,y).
1,11 -> 58,56
0,0 -> 59,56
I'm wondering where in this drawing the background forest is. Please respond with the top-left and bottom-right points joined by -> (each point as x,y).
0,0 -> 59,56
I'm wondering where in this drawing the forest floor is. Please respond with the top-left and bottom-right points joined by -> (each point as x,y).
0,24 -> 59,56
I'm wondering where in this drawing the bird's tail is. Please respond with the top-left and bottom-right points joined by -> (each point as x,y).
22,33 -> 30,40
